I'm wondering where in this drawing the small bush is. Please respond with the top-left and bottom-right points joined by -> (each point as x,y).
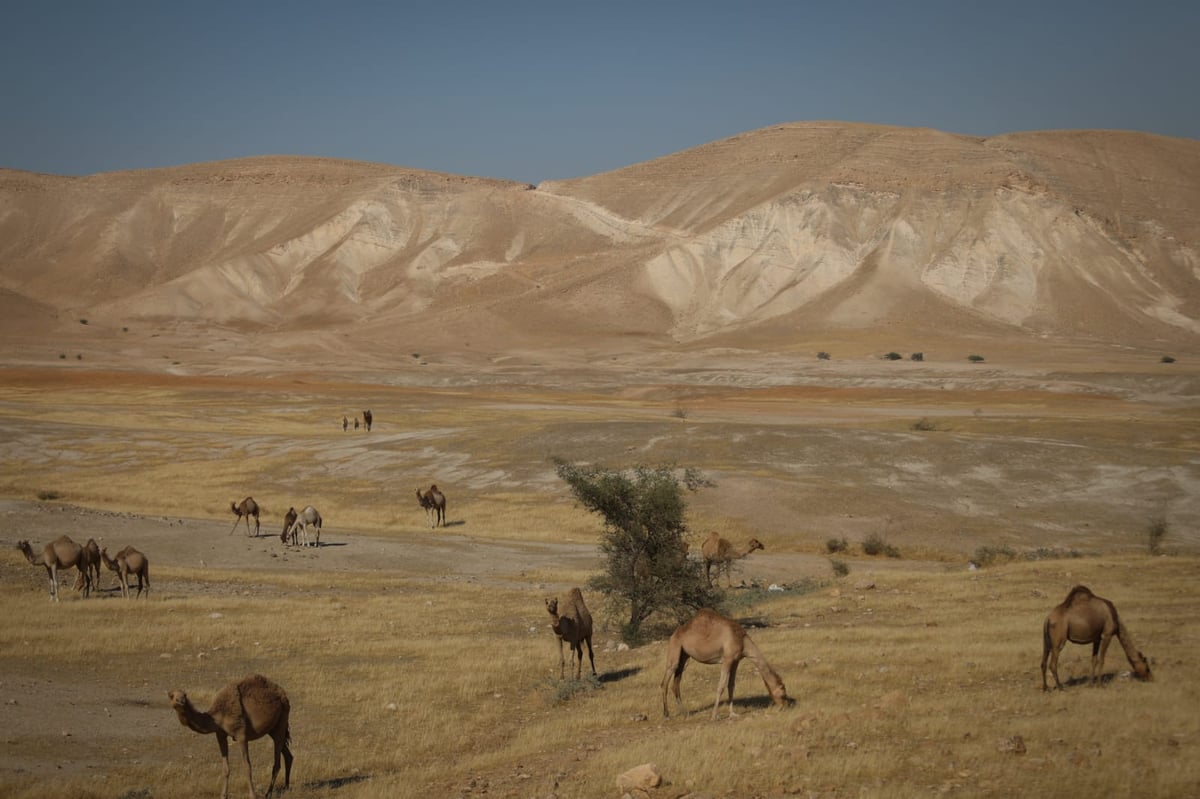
883,352 -> 902,361
1161,355 -> 1176,364
910,352 -> 924,361
829,558 -> 849,577
972,544 -> 1084,568
77,354 -> 83,360
37,490 -> 62,501
862,533 -> 901,558
59,353 -> 66,359
972,544 -> 1016,567
968,354 -> 985,363
79,318 -> 88,325
825,536 -> 849,553
672,406 -> 688,420
911,417 -> 938,431
1147,517 -> 1169,555
817,351 -> 831,360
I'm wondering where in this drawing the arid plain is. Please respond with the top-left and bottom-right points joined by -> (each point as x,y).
1,122 -> 1199,797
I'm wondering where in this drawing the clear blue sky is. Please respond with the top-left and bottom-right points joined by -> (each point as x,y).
3,0 -> 1197,183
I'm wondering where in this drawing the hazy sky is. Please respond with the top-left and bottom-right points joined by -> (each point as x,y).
3,1 -> 1197,183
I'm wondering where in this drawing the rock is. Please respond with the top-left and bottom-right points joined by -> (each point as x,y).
616,763 -> 662,792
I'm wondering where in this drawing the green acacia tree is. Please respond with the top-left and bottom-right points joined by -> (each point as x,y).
554,459 -> 721,643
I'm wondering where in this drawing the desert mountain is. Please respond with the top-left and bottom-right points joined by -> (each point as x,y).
2,121 -> 1198,361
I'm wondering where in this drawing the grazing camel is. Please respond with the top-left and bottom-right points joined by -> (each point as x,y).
362,409 -> 373,431
280,507 -> 298,544
285,505 -> 322,547
416,484 -> 447,528
701,532 -> 764,586
662,608 -> 790,720
74,537 -> 102,593
229,498 -> 260,537
100,545 -> 150,599
342,415 -> 349,432
545,587 -> 596,680
168,673 -> 293,799
1041,585 -> 1152,691
16,536 -> 90,601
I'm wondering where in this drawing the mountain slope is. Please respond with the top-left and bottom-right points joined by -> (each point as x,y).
1,123 -> 1197,356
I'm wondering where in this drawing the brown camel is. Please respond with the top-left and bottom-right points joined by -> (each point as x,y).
168,673 -> 293,799
74,537 -> 102,593
16,536 -> 90,601
701,532 -> 764,586
416,484 -> 447,528
661,608 -> 790,720
1041,585 -> 1152,691
545,587 -> 596,680
284,505 -> 322,547
280,507 -> 298,544
229,497 -> 260,537
362,409 -> 372,431
100,545 -> 150,599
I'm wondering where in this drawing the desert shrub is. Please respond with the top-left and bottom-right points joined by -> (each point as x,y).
79,318 -> 88,325
829,558 -> 849,577
122,326 -> 129,333
59,353 -> 66,359
37,490 -> 62,501
862,533 -> 901,558
883,352 -> 902,361
910,352 -> 924,361
972,544 -> 1084,567
411,353 -> 421,359
77,354 -> 83,360
817,351 -> 831,360
672,405 -> 688,420
1147,517 -> 1169,555
722,578 -> 824,613
825,536 -> 849,554
968,354 -> 985,363
554,459 -> 720,643
911,417 -> 938,431
542,674 -> 601,703
1161,355 -> 1176,364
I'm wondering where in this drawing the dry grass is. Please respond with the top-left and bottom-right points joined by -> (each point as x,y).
2,553 -> 1197,798
1,367 -> 1198,797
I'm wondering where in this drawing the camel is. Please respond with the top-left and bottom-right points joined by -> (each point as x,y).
229,497 -> 260,537
416,484 -> 446,528
1041,585 -> 1152,691
168,673 -> 293,799
662,608 -> 790,720
74,537 -> 102,593
545,587 -> 596,680
362,409 -> 372,431
701,532 -> 764,586
280,507 -> 298,544
100,545 -> 150,599
16,536 -> 90,601
285,505 -> 322,547
342,416 -> 348,432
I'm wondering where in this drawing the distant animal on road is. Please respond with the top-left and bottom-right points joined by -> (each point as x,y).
230,497 -> 260,537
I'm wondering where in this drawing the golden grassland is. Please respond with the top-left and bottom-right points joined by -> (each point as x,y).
1,366 -> 1198,797
1,554 -> 1197,798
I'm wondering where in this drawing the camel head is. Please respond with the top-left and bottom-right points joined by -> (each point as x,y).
544,597 -> 559,616
747,538 -> 765,554
1133,652 -> 1153,681
770,680 -> 792,709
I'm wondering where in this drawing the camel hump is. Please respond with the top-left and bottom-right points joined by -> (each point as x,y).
1062,584 -> 1094,604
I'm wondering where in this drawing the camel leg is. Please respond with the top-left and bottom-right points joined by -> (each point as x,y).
571,640 -> 583,680
216,733 -> 231,799
556,637 -> 565,679
239,735 -> 258,799
265,732 -> 283,799
584,635 -> 596,677
49,564 -> 59,602
662,652 -> 688,717
1047,639 -> 1066,690
1095,635 -> 1114,685
713,662 -> 735,720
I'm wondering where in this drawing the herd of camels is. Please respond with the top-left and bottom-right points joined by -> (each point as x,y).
13,506 -> 1155,796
